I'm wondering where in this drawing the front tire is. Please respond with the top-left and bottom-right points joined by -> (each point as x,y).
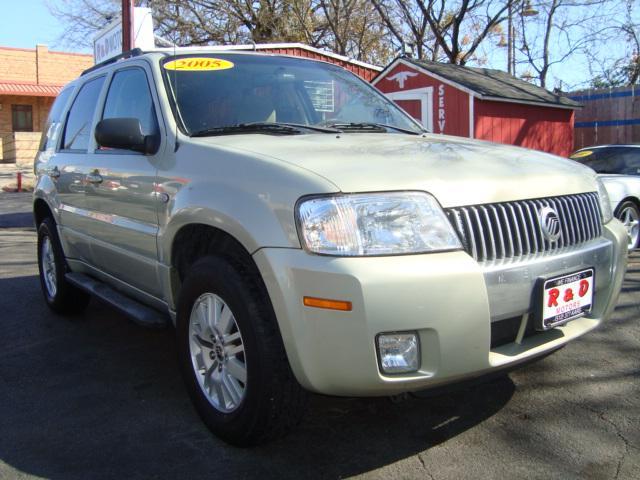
176,255 -> 307,446
37,217 -> 90,314
615,200 -> 640,250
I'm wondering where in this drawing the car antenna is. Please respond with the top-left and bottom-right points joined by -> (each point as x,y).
172,9 -> 179,153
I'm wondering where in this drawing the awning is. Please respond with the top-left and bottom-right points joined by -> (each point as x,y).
0,82 -> 63,97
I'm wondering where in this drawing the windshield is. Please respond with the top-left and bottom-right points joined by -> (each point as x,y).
570,146 -> 640,175
161,54 -> 422,136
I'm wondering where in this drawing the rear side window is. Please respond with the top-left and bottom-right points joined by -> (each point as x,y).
102,68 -> 159,136
39,86 -> 74,151
62,76 -> 105,151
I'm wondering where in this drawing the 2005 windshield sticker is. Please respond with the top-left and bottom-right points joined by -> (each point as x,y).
163,58 -> 234,72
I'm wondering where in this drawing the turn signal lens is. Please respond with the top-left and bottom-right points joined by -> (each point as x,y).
303,296 -> 352,311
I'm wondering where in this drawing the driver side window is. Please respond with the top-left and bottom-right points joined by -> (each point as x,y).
102,67 -> 159,137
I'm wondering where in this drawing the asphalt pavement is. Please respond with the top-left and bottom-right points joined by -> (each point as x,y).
0,193 -> 638,479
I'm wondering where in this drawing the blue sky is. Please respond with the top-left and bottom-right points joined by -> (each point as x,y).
0,0 -> 89,52
0,0 -> 635,91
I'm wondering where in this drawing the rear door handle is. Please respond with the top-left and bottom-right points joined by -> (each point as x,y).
50,166 -> 60,179
86,172 -> 103,185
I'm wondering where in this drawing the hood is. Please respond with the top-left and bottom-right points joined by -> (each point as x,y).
194,133 -> 597,208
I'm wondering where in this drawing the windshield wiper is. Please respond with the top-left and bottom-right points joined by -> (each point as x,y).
277,122 -> 343,133
325,122 -> 422,135
190,122 -> 303,137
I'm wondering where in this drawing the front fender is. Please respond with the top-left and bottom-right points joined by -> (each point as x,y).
156,146 -> 340,265
158,180 -> 288,262
600,175 -> 640,210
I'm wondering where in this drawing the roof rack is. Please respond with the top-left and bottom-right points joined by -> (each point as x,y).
81,48 -> 144,76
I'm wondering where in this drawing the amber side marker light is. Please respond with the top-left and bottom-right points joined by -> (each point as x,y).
303,296 -> 352,311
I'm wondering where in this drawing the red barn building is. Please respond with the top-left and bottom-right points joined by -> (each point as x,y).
373,58 -> 581,157
201,43 -> 382,82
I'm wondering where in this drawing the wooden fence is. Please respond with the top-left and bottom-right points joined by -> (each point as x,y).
569,85 -> 640,150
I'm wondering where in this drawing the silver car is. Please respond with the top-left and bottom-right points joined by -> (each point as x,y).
34,49 -> 628,446
571,145 -> 640,249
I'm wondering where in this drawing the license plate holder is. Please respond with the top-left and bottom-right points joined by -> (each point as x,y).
534,268 -> 595,331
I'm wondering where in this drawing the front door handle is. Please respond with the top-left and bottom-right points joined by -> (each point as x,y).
86,171 -> 103,185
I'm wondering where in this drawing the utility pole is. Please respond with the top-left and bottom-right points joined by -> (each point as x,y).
507,0 -> 513,75
122,0 -> 134,51
507,0 -> 538,77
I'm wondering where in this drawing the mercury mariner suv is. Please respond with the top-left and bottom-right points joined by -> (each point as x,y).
34,48 -> 627,446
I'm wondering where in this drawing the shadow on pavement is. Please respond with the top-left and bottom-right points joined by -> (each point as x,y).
0,212 -> 34,229
0,274 -> 515,480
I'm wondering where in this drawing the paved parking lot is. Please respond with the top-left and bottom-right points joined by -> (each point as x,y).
0,192 -> 638,479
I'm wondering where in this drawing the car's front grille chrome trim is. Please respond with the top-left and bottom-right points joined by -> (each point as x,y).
446,193 -> 602,262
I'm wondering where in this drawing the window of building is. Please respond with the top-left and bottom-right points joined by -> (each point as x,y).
62,75 -> 105,151
12,105 -> 33,132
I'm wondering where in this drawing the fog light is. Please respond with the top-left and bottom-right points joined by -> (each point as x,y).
377,332 -> 420,374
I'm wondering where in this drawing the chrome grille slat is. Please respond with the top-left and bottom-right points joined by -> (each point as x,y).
548,197 -> 565,249
490,207 -> 506,258
514,203 -> 531,255
577,196 -> 591,239
480,206 -> 496,260
461,208 -> 478,260
471,206 -> 488,261
557,197 -> 574,245
571,196 -> 587,242
533,200 -> 548,252
446,193 -> 602,262
499,205 -> 515,257
586,195 -> 602,237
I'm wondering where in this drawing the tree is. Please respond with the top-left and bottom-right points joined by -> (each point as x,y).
587,1 -> 640,87
47,0 -> 391,64
46,0 -> 120,48
515,0 -> 619,89
371,0 -> 509,65
317,0 -> 393,62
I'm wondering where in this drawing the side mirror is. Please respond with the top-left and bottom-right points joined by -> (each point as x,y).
94,118 -> 159,155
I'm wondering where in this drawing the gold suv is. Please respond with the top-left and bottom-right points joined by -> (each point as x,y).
34,49 -> 627,446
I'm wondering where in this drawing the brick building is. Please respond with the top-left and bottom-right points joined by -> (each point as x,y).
0,45 -> 92,165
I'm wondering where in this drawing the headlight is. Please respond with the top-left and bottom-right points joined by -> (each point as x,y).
596,178 -> 613,224
296,192 -> 462,256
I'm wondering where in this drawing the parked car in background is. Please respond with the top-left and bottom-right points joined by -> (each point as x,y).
570,145 -> 640,249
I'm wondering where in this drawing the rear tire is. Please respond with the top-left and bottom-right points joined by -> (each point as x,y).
176,255 -> 307,446
615,200 -> 640,250
37,217 -> 90,314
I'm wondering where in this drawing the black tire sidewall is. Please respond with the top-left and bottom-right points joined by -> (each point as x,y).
176,256 -> 273,445
37,217 -> 90,314
37,218 -> 68,308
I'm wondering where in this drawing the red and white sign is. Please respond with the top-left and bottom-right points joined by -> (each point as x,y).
93,7 -> 155,64
540,269 -> 594,330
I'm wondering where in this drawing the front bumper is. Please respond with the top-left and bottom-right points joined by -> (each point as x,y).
253,220 -> 627,396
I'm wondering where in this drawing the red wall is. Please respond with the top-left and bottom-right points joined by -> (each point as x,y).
259,47 -> 379,81
376,63 -> 470,136
474,100 -> 574,157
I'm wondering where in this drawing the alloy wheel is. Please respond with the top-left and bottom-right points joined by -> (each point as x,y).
188,293 -> 247,413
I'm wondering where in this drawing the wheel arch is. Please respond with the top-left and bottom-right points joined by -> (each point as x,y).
613,196 -> 640,216
168,222 -> 270,310
33,197 -> 54,227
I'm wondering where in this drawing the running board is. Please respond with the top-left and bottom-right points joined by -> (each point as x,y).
65,272 -> 169,328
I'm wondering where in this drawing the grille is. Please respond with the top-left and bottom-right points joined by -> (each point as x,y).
446,193 -> 602,262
